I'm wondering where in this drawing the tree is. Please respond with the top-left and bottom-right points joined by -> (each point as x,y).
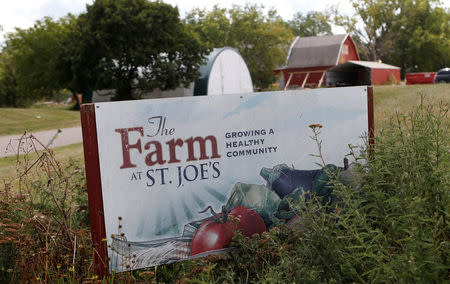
0,50 -> 20,106
0,17 -> 72,107
331,0 -> 397,61
390,0 -> 449,73
333,0 -> 449,74
74,0 -> 209,101
186,4 -> 294,89
288,11 -> 332,37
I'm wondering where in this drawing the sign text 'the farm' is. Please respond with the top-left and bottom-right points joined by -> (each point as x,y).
114,116 -> 221,188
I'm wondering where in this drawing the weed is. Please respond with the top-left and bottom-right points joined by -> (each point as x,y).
0,134 -> 93,282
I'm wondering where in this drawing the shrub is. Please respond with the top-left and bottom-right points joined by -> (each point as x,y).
387,73 -> 398,85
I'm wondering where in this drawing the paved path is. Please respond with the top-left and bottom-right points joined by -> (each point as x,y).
0,126 -> 83,157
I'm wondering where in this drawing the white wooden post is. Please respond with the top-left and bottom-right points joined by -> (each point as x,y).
301,72 -> 310,88
318,71 -> 326,88
284,73 -> 294,91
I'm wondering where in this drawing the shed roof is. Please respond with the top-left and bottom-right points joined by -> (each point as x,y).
193,47 -> 234,96
285,34 -> 349,69
348,60 -> 400,69
328,61 -> 401,72
193,47 -> 252,96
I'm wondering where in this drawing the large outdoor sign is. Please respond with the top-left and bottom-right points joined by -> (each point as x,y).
81,86 -> 373,275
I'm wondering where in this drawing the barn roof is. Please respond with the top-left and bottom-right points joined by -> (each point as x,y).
284,34 -> 350,69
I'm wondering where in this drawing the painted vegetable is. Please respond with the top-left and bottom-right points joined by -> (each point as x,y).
225,182 -> 281,227
260,164 -> 319,199
190,206 -> 266,255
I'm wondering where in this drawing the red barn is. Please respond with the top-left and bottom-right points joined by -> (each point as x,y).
274,34 -> 360,89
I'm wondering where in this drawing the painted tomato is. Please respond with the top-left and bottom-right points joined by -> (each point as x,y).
228,206 -> 266,238
190,219 -> 234,256
190,206 -> 266,256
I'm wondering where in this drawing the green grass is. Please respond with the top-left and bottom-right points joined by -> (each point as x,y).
373,84 -> 450,131
0,104 -> 81,135
0,142 -> 84,182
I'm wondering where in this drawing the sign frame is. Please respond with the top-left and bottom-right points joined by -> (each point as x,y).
80,86 -> 374,278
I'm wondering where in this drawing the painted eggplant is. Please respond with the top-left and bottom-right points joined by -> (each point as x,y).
260,164 -> 319,199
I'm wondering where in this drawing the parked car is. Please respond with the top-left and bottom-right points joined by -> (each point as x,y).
434,68 -> 450,83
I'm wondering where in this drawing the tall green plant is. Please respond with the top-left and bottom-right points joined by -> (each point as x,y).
178,98 -> 449,283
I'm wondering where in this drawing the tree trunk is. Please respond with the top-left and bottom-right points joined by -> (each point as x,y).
371,37 -> 377,61
114,80 -> 133,101
71,91 -> 81,110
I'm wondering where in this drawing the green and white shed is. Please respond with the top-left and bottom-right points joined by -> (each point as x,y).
193,47 -> 253,96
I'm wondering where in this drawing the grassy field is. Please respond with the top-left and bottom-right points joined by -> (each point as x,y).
0,84 -> 448,181
373,84 -> 450,130
0,84 -> 447,137
0,143 -> 84,181
0,104 -> 81,135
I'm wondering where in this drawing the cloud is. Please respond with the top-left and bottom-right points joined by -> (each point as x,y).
0,0 -> 356,44
2,0 -> 450,44
0,0 -> 92,43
